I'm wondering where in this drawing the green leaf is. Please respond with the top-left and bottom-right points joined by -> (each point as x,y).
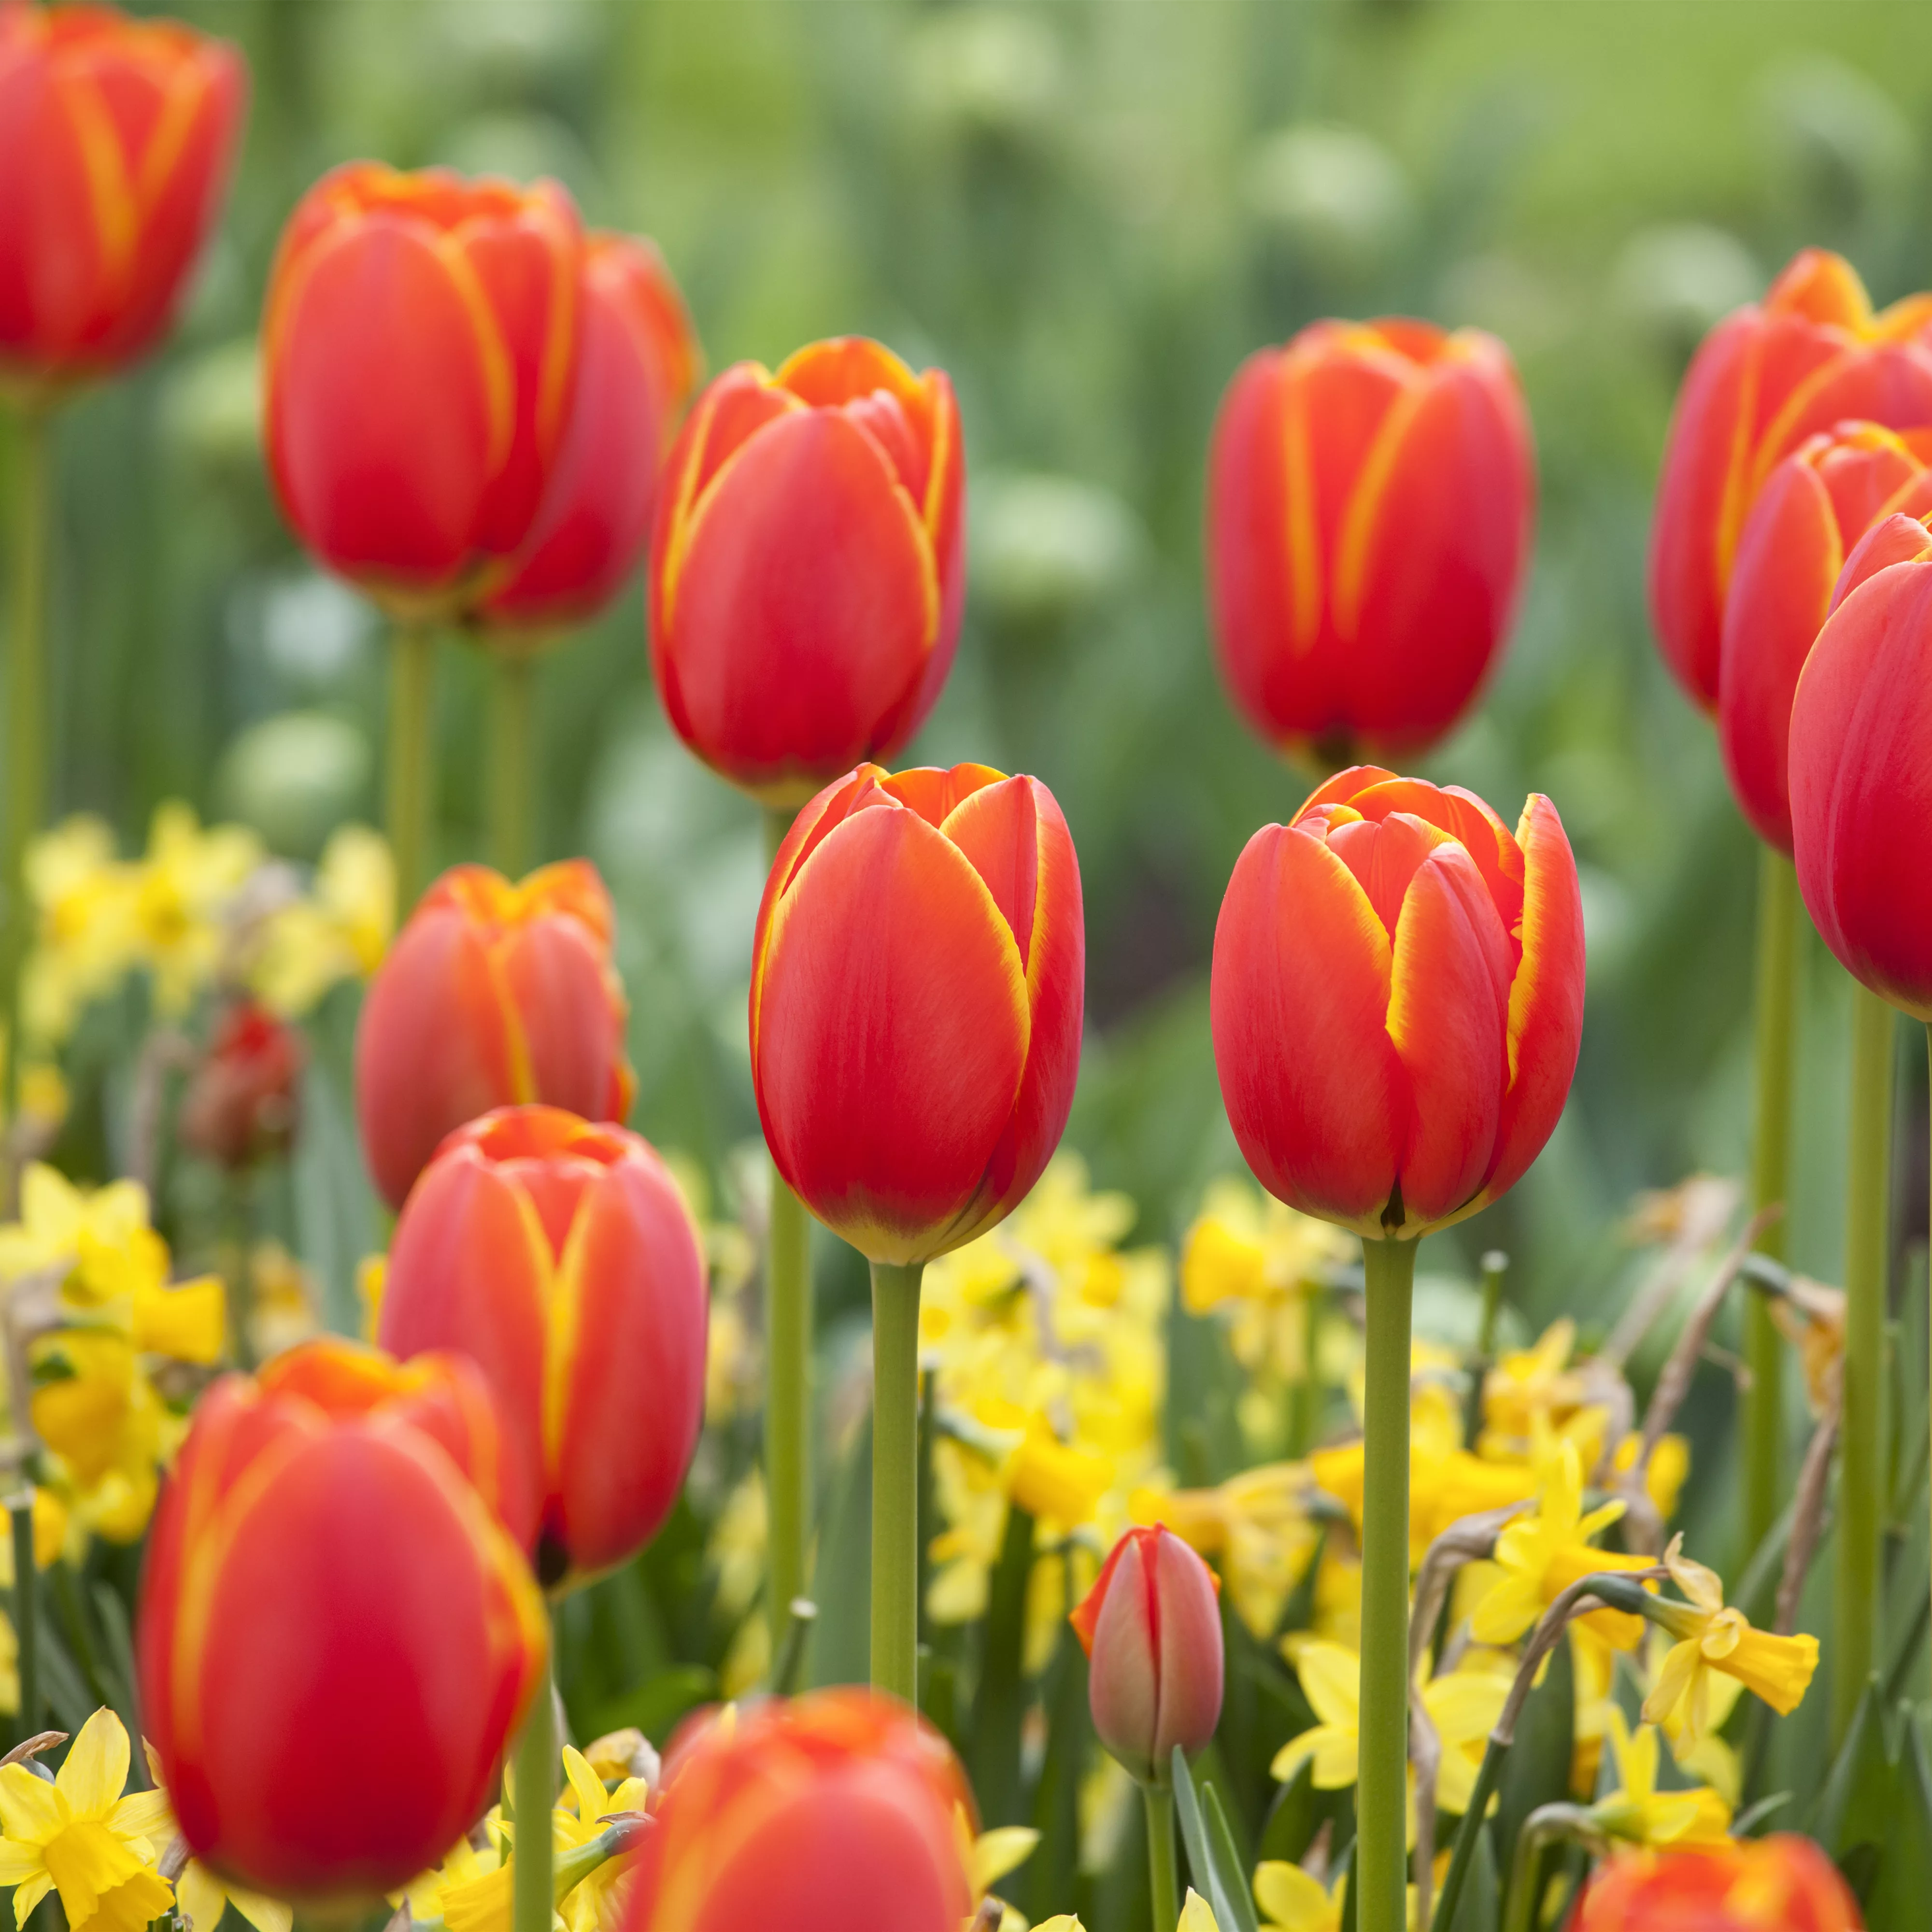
1866,1711 -> 1932,1932
1257,1758 -> 1321,1865
1492,1628 -> 1573,1886
1810,1676 -> 1894,1861
1171,1746 -> 1256,1932
1203,1779 -> 1262,1932
1445,1823 -> 1500,1932
1025,1622 -> 1092,1922
966,1504 -> 1037,1826
581,1663 -> 715,1746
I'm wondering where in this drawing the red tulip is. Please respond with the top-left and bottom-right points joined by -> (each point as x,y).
650,338 -> 966,807
1570,1835 -> 1861,1932
1718,421 -> 1932,851
624,1690 -> 975,1932
1070,1524 -> 1224,1784
1210,767 -> 1584,1236
178,997 -> 305,1171
355,859 -> 634,1210
1649,247 -> 1932,710
480,231 -> 702,632
378,1104 -> 709,1585
264,163 -> 583,616
0,1 -> 246,395
137,1338 -> 546,1901
1206,317 -> 1534,760
750,762 -> 1083,1264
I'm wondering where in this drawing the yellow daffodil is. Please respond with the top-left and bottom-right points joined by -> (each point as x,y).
1179,1892 -> 1221,1932
1590,1708 -> 1731,1848
1769,1278 -> 1846,1419
1256,1860 -> 1345,1932
1480,1319 -> 1597,1451
21,817 -> 142,1050
1611,1429 -> 1690,1522
131,803 -> 265,1016
963,1817 -> 1039,1916
395,1815 -> 505,1921
30,1332 -> 174,1541
1131,1462 -> 1320,1640
249,824 -> 395,1016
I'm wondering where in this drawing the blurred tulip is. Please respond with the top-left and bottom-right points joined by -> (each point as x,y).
0,1 -> 246,397
355,860 -> 633,1210
178,997 -> 304,1170
1206,317 -> 1534,760
1572,1834 -> 1861,1932
1649,246 -> 1932,709
623,1690 -> 975,1932
750,761 -> 1083,1264
650,338 -> 966,807
137,1337 -> 546,1901
1070,1524 -> 1225,1784
379,1104 -> 708,1585
264,163 -> 583,615
1718,421 -> 1932,851
1210,767 -> 1584,1237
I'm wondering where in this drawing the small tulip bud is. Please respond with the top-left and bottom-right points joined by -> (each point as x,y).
179,998 -> 305,1171
1070,1525 -> 1224,1785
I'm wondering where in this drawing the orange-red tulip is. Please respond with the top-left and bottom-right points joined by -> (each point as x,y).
750,762 -> 1083,1264
624,1690 -> 975,1932
178,996 -> 304,1171
0,1 -> 245,396
650,338 -> 966,807
1206,317 -> 1534,759
480,231 -> 702,632
1649,247 -> 1932,710
1071,1525 -> 1224,1784
1571,1836 -> 1861,1932
355,860 -> 634,1210
137,1338 -> 545,1901
378,1104 -> 709,1585
1211,767 -> 1583,1237
264,163 -> 583,615
1718,421 -> 1932,852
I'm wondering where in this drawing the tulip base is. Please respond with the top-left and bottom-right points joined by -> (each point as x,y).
386,621 -> 437,911
1357,1234 -> 1416,1932
1143,1780 -> 1178,1932
3,409 -> 49,1156
488,647 -> 539,880
870,1259 -> 923,1703
511,1637 -> 555,1932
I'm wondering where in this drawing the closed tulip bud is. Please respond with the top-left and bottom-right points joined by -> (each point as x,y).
264,163 -> 583,616
623,1690 -> 975,1932
178,997 -> 305,1171
355,860 -> 634,1210
650,338 -> 966,806
1211,768 -> 1584,1237
137,1338 -> 546,1902
0,2 -> 246,398
1650,246 -> 1932,710
378,1104 -> 709,1586
1573,1836 -> 1860,1932
750,762 -> 1083,1264
1718,422 -> 1932,851
1207,317 -> 1534,760
480,232 -> 703,633
1070,1525 -> 1224,1785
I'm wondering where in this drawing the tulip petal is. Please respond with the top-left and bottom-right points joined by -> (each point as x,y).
1150,1529 -> 1225,1767
497,912 -> 631,1122
1086,1534 -> 1159,1779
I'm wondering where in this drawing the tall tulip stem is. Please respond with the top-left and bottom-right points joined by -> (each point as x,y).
488,648 -> 537,880
1743,846 -> 1799,1557
386,620 -> 437,912
1142,1780 -> 1179,1932
511,1637 -> 555,1932
1834,981 -> 1893,1744
869,1258 -> 923,1702
1357,1234 -> 1416,1932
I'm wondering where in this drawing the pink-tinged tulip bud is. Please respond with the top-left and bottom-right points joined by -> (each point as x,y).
178,997 -> 305,1171
1210,768 -> 1584,1238
749,763 -> 1083,1265
650,338 -> 966,807
1718,422 -> 1932,852
1650,247 -> 1932,710
1207,317 -> 1534,760
378,1105 -> 709,1586
1070,1525 -> 1224,1784
355,860 -> 634,1210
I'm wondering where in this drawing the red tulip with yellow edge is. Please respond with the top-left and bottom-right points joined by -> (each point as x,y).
1649,246 -> 1932,710
1571,1835 -> 1861,1932
136,1338 -> 546,1903
650,338 -> 966,807
622,1690 -> 975,1932
0,0 -> 246,398
355,860 -> 634,1210
1207,317 -> 1534,760
378,1104 -> 709,1587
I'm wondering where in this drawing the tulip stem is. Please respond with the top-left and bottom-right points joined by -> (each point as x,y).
222,1172 -> 256,1373
1834,981 -> 1893,1746
1356,1234 -> 1415,1932
386,620 -> 437,912
488,648 -> 536,880
511,1642 -> 554,1932
869,1258 -> 923,1703
10,1494 -> 35,1733
1742,846 -> 1799,1559
1143,1780 -> 1179,1932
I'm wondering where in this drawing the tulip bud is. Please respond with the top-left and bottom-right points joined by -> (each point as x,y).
1649,246 -> 1932,710
378,1104 -> 709,1585
355,859 -> 634,1209
1210,767 -> 1584,1237
750,762 -> 1083,1264
623,1690 -> 976,1932
1573,1835 -> 1861,1932
650,338 -> 966,806
0,3 -> 247,397
137,1338 -> 547,1901
1206,317 -> 1534,760
178,998 -> 305,1170
1070,1525 -> 1224,1785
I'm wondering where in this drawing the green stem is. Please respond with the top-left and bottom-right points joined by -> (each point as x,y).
1143,1780 -> 1179,1932
1357,1235 -> 1416,1932
1286,1288 -> 1318,1458
11,1496 -> 35,1734
223,1172 -> 256,1373
488,649 -> 536,880
511,1637 -> 554,1932
1433,1735 -> 1505,1932
1834,981 -> 1893,1745
869,1259 -> 923,1702
386,621 -> 437,912
1743,847 -> 1799,1557
4,411 -> 50,1151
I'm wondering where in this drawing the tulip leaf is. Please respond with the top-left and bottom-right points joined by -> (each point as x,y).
1026,1621 -> 1091,1921
1492,1626 -> 1572,1888
1170,1747 -> 1260,1932
1809,1676 -> 1895,1903
967,1503 -> 1036,1826
1257,1758 -> 1321,1866
1866,1711 -> 1932,1932
1446,1823 -> 1499,1932
807,1407 -> 872,1689
581,1663 -> 714,1747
